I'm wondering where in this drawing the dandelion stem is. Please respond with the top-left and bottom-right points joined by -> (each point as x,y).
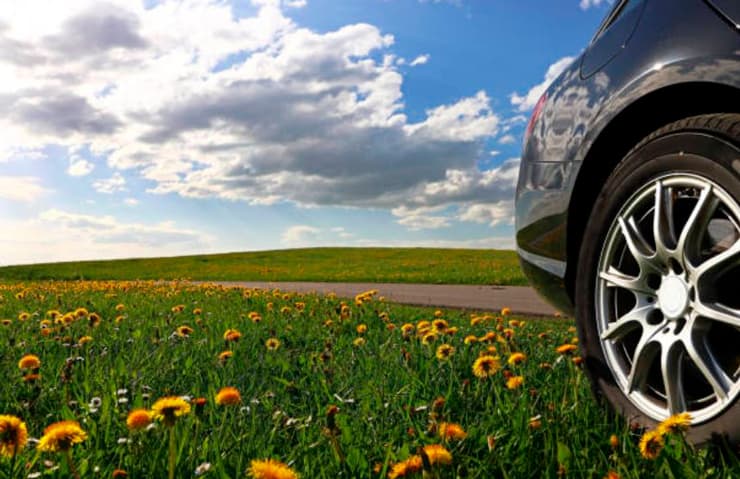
65,449 -> 81,479
168,425 -> 177,479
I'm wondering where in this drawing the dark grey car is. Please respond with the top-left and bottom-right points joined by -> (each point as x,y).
515,0 -> 740,443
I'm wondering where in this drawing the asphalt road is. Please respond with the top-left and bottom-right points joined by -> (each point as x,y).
213,281 -> 561,316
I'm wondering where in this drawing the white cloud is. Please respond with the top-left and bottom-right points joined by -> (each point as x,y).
0,0 -> 506,233
459,200 -> 514,227
0,176 -> 49,202
498,134 -> 516,145
67,155 -> 95,176
579,0 -> 611,10
489,150 -> 500,157
285,0 -> 307,7
123,197 -> 139,206
389,158 -> 520,229
330,226 -> 354,239
409,54 -> 430,66
0,209 -> 210,265
392,206 -> 451,230
92,172 -> 126,194
281,225 -> 321,245
510,56 -> 575,111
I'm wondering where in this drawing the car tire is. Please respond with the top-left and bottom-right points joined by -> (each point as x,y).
575,113 -> 740,445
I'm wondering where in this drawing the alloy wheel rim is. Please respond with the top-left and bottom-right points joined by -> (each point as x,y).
597,172 -> 740,424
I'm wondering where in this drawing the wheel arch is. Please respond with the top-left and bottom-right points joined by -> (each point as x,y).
565,81 -> 740,301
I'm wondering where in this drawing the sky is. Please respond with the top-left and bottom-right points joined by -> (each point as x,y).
0,0 -> 613,265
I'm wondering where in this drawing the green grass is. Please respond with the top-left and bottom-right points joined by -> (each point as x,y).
0,281 -> 736,478
0,247 -> 527,285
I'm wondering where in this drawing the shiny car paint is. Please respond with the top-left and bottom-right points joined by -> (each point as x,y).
515,0 -> 740,315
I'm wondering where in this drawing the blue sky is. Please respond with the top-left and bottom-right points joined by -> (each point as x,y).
0,0 -> 612,265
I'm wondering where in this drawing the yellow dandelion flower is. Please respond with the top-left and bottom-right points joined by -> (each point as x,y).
416,320 -> 431,331
176,325 -> 194,337
280,306 -> 292,314
501,307 -> 511,316
421,332 -> 438,345
435,344 -> 455,361
353,337 -> 366,347
78,335 -> 93,345
556,344 -> 578,355
246,458 -> 299,479
438,422 -> 467,441
89,313 -> 102,326
1,319 -> 11,327
528,416 -> 542,429
219,351 -> 233,362
356,324 -> 368,334
472,355 -> 501,379
657,412 -> 692,435
266,338 -> 281,350
115,304 -> 125,311
0,415 -> 27,457
126,409 -> 151,431
388,456 -> 422,479
603,471 -> 620,479
422,444 -> 452,466
38,420 -> 87,452
507,352 -> 527,365
434,310 -> 443,318
506,376 -> 524,390
193,308 -> 202,315
18,312 -> 29,321
433,319 -> 448,331
639,429 -> 664,459
480,331 -> 497,342
401,323 -> 415,336
151,396 -> 191,426
18,354 -> 40,370
215,387 -> 242,406
223,329 -> 242,342
23,373 -> 40,383
609,434 -> 619,449
463,335 -> 477,345
112,469 -> 128,478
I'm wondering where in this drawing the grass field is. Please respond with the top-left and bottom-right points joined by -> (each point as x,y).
0,281 -> 736,478
0,248 -> 527,285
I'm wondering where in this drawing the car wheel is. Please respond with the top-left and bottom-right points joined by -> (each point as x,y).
576,114 -> 740,444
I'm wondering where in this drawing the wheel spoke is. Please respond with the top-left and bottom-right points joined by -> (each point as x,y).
599,267 -> 653,295
661,341 -> 686,414
691,238 -> 740,284
627,339 -> 660,393
653,181 -> 676,259
618,215 -> 659,272
693,301 -> 740,329
601,303 -> 653,340
683,331 -> 732,400
676,186 -> 718,268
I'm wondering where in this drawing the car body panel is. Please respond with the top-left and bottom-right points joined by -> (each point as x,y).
707,0 -> 740,29
515,0 -> 740,315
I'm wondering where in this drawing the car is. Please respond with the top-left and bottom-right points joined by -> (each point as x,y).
515,0 -> 740,444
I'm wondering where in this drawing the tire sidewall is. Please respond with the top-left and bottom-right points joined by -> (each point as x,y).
576,131 -> 740,444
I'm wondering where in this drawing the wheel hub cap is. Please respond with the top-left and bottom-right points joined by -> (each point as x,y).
658,276 -> 689,319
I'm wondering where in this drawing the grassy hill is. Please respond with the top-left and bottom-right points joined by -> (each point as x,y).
0,247 -> 526,285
